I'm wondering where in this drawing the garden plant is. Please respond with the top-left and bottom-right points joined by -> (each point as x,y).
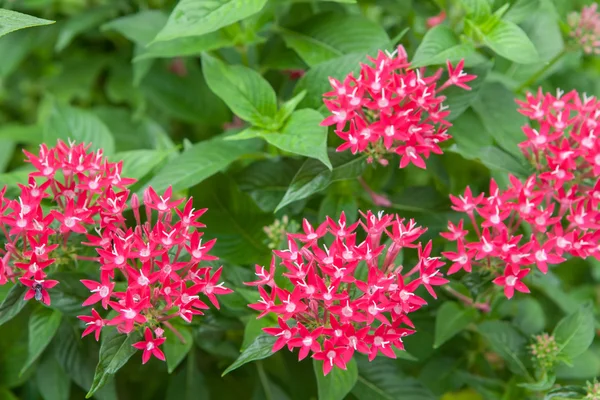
0,0 -> 599,399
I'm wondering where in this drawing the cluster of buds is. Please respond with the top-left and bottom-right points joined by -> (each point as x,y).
77,185 -> 232,363
320,45 -> 476,169
263,216 -> 299,250
529,333 -> 560,372
443,89 -> 600,299
0,140 -> 135,304
567,3 -> 600,55
245,211 -> 447,375
587,379 -> 600,399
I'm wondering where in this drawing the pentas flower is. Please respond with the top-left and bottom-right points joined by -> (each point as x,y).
0,140 -> 137,306
77,185 -> 232,364
568,3 -> 600,55
442,88 -> 600,299
246,211 -> 447,375
320,45 -> 476,169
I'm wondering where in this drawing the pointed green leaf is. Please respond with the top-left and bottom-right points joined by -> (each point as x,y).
35,353 -> 71,400
412,25 -> 483,68
0,9 -> 54,38
102,10 -> 167,46
56,6 -> 115,52
86,330 -> 142,398
314,358 -> 357,400
276,151 -> 366,211
143,135 -> 261,194
434,301 -> 477,348
553,302 -> 595,360
222,334 -> 277,376
21,307 -> 62,375
0,284 -> 27,326
481,19 -> 539,64
155,0 -> 268,42
202,53 -> 277,128
280,13 -> 389,67
111,150 -> 168,182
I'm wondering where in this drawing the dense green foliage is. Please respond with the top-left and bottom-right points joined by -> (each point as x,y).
0,1 -> 599,400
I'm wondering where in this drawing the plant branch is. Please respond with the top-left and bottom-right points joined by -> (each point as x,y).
516,49 -> 568,93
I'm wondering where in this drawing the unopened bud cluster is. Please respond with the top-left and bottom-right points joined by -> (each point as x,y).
568,3 -> 600,55
529,333 -> 560,371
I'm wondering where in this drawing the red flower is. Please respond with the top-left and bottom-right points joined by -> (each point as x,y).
492,265 -> 530,299
132,327 -> 166,364
78,309 -> 107,341
246,211 -> 444,374
20,271 -> 59,306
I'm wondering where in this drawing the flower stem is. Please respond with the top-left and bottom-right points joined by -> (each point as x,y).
358,177 -> 392,207
516,49 -> 568,93
444,286 -> 490,312
163,321 -> 186,344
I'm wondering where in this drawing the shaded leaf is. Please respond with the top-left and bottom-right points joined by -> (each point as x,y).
164,326 -> 194,374
480,19 -> 539,64
86,330 -> 142,398
314,358 -> 357,400
35,353 -> 71,400
477,321 -> 530,377
21,307 -> 62,375
0,284 -> 27,326
56,6 -> 115,52
434,301 -> 477,348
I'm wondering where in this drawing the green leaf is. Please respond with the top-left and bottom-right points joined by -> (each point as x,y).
52,322 -> 117,400
352,357 -> 436,400
450,145 -> 532,178
0,387 -> 18,400
165,352 -> 209,400
261,109 -> 331,168
21,307 -> 62,375
553,302 -> 595,360
513,298 -> 546,336
504,0 -> 541,23
412,26 -> 479,68
86,330 -> 142,398
56,6 -> 115,52
275,90 -> 306,125
241,317 -> 275,351
190,174 -> 271,265
555,349 -> 600,380
481,19 -> 539,64
458,0 -> 492,21
35,353 -> 71,400
222,334 -> 276,376
449,109 -> 493,154
477,321 -> 530,377
43,101 -> 115,156
0,124 -> 42,145
141,62 -> 229,125
111,150 -> 169,182
0,284 -> 27,326
202,53 -> 277,128
135,30 -> 236,61
235,157 -> 304,212
471,82 -> 528,157
276,151 -> 366,211
155,0 -> 268,42
518,372 -> 555,391
314,358 -> 358,400
280,13 -> 389,67
0,9 -> 54,38
46,272 -> 93,316
102,10 -> 167,46
164,325 -> 194,374
144,135 -> 261,194
0,29 -> 39,78
434,301 -> 477,348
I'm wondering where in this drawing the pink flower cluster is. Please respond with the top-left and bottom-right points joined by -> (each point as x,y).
443,89 -> 600,298
0,140 -> 230,365
77,185 -> 232,362
245,211 -> 447,375
0,140 -> 134,304
568,3 -> 600,55
320,45 -> 476,169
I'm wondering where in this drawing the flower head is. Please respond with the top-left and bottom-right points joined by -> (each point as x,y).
321,46 -> 475,168
246,211 -> 446,375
